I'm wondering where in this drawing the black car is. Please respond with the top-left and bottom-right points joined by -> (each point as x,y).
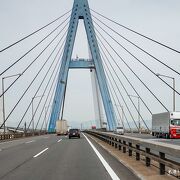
69,129 -> 80,139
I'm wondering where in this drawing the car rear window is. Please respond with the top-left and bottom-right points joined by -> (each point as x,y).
69,129 -> 79,133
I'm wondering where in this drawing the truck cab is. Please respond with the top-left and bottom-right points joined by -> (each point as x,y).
170,118 -> 180,138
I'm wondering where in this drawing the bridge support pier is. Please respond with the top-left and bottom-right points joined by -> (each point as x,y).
48,0 -> 117,132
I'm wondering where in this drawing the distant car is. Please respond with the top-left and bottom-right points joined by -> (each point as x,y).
69,129 -> 80,139
115,126 -> 124,135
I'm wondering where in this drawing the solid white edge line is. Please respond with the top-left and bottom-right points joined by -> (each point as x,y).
58,139 -> 62,142
83,133 -> 120,180
33,148 -> 49,158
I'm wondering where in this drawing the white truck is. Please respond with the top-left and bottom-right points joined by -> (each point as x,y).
152,112 -> 180,139
56,119 -> 68,136
115,126 -> 124,135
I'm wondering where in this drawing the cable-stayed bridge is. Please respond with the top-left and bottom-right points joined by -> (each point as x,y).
0,0 -> 180,179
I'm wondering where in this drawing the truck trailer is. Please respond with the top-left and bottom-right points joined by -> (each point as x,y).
56,120 -> 68,136
152,112 -> 180,139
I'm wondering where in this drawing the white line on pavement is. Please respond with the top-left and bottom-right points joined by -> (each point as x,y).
43,136 -> 49,139
33,148 -> 49,158
83,133 -> 120,180
0,140 -> 16,144
57,139 -> 62,143
25,140 -> 35,144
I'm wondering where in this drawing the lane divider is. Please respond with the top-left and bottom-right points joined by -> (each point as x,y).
33,148 -> 49,158
57,139 -> 62,143
43,136 -> 49,139
0,140 -> 18,144
83,133 -> 120,180
25,140 -> 35,144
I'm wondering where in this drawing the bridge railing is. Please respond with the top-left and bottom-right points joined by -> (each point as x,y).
86,130 -> 180,178
0,131 -> 47,140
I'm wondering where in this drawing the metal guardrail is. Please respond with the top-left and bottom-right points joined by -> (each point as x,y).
0,131 -> 47,141
86,130 -> 180,178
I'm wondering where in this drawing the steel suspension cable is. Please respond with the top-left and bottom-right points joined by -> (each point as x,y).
105,69 -> 131,130
93,21 -> 180,97
105,71 -> 131,130
0,29 -> 67,129
97,31 -> 153,115
37,58 -> 62,131
92,17 -> 180,77
29,49 -> 63,131
0,10 -> 71,53
0,23 -> 69,98
85,15 -> 135,130
40,80 -> 57,131
99,45 -> 140,130
0,15 -> 70,77
15,37 -> 66,131
104,63 -> 138,130
94,26 -> 169,112
99,42 -> 149,130
98,47 -> 139,130
97,32 -> 152,115
91,9 -> 180,54
34,47 -> 64,130
86,11 -> 168,113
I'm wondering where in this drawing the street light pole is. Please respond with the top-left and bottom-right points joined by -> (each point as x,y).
115,104 -> 124,127
44,105 -> 51,132
128,94 -> 140,133
44,106 -> 48,131
173,77 -> 175,112
2,73 -> 22,137
156,73 -> 175,111
121,106 -> 124,126
32,98 -> 34,135
2,78 -> 5,137
32,95 -> 44,135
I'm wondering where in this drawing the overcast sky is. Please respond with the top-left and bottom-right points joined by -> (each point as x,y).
0,0 -> 180,130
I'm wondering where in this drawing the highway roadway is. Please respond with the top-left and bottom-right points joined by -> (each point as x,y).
0,134 -> 139,180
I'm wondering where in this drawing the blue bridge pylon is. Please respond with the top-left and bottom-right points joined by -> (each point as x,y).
48,0 -> 117,132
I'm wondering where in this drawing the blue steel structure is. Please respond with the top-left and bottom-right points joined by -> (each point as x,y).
48,0 -> 116,132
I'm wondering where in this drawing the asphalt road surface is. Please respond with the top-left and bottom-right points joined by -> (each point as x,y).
0,134 -> 139,180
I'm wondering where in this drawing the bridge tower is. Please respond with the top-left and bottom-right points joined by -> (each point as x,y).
48,0 -> 117,132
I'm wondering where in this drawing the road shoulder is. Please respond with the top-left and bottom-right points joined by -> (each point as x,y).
85,133 -> 177,180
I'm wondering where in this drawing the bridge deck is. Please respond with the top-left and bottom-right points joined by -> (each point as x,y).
0,134 -> 138,180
